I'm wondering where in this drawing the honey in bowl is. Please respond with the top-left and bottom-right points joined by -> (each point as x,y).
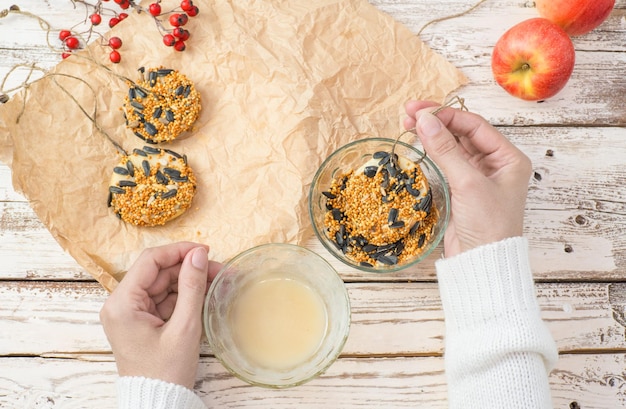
229,274 -> 328,370
204,243 -> 350,388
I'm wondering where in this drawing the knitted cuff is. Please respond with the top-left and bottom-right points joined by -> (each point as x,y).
117,377 -> 206,409
435,237 -> 558,369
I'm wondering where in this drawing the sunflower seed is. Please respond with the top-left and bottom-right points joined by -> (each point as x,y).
418,233 -> 426,248
175,85 -> 185,96
414,189 -> 432,213
354,235 -> 368,247
377,254 -> 398,265
163,167 -> 182,178
128,88 -> 136,100
393,241 -> 405,255
164,149 -> 182,159
119,180 -> 137,187
161,189 -> 177,199
360,261 -> 373,267
364,166 -> 378,178
155,170 -> 168,185
109,186 -> 125,194
331,208 -> 343,221
183,85 -> 191,97
409,221 -> 420,236
126,160 -> 134,177
322,191 -> 336,199
390,220 -> 405,229
148,71 -> 157,87
114,166 -> 129,176
335,230 -> 345,247
405,178 -> 421,196
133,148 -> 147,156
130,100 -> 144,110
373,151 -> 389,159
135,87 -> 148,98
144,122 -> 157,136
142,160 -> 150,176
107,191 -> 113,206
153,106 -> 163,118
362,244 -> 377,253
388,208 -> 398,224
165,110 -> 175,122
143,146 -> 161,154
157,68 -> 174,76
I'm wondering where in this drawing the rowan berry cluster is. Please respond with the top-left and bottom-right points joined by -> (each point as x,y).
58,0 -> 200,64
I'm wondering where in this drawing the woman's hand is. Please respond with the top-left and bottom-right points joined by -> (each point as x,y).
100,242 -> 222,389
404,100 -> 533,257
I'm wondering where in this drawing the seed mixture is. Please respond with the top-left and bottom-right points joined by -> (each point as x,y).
122,67 -> 201,144
322,151 -> 438,267
108,146 -> 197,226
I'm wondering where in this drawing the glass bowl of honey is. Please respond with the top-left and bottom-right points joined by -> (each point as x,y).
309,137 -> 450,272
203,243 -> 351,388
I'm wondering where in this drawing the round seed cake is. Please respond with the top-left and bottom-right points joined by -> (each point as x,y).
108,146 -> 197,226
122,67 -> 201,144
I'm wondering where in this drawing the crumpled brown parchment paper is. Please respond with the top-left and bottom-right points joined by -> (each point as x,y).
0,0 -> 465,292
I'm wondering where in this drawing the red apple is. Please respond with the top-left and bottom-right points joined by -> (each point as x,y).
491,18 -> 575,101
536,0 -> 615,36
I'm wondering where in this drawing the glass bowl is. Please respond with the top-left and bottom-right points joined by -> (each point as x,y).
203,243 -> 351,388
308,137 -> 450,272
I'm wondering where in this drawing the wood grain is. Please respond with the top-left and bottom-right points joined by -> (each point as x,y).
2,281 -> 625,356
0,354 -> 624,408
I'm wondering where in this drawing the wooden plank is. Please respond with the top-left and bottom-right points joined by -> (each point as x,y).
0,201 -> 89,280
2,281 -> 626,356
0,353 -> 623,408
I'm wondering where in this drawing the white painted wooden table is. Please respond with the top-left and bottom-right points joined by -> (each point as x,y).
1,0 -> 625,407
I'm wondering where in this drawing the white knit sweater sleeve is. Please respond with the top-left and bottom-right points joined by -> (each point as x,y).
435,237 -> 558,409
117,376 -> 206,409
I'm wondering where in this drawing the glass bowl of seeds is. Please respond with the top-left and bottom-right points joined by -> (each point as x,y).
309,137 -> 450,272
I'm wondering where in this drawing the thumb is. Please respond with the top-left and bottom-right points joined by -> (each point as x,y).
415,110 -> 473,181
169,246 -> 209,329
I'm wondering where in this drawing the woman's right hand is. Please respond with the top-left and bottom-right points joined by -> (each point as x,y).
404,100 -> 533,258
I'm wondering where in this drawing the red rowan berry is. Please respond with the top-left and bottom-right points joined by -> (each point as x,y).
180,0 -> 194,12
163,34 -> 176,46
65,36 -> 80,49
90,14 -> 102,25
110,50 -> 121,63
187,6 -> 199,17
59,30 -> 71,41
148,3 -> 161,16
174,40 -> 186,52
108,36 -> 123,49
169,13 -> 188,27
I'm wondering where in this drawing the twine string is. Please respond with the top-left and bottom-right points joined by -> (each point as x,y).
417,0 -> 489,36
391,96 -> 469,164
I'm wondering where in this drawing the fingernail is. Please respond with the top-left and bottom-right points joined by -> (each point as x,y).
417,112 -> 442,138
191,247 -> 208,270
